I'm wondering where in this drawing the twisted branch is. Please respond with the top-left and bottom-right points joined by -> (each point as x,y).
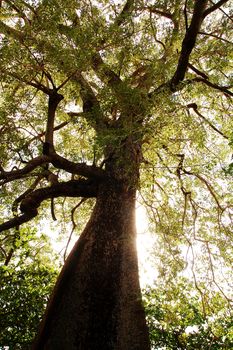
0,179 -> 98,234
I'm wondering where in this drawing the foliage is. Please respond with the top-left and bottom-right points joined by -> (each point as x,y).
0,265 -> 58,349
0,0 -> 232,347
143,278 -> 233,350
0,229 -> 59,349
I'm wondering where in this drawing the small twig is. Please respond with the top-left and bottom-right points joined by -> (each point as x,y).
156,152 -> 173,174
206,242 -> 232,302
56,71 -> 77,91
183,169 -> 224,211
199,31 -> 233,45
187,103 -> 229,139
149,12 -> 166,51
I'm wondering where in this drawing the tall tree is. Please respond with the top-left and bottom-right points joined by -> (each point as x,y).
0,0 -> 232,349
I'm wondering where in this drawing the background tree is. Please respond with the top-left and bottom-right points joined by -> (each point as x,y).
0,227 -> 59,349
0,0 -> 232,349
143,278 -> 233,350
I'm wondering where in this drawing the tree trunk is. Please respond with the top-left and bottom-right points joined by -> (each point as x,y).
33,178 -> 150,349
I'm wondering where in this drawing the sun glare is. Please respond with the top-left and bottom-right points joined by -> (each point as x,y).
136,205 -> 157,287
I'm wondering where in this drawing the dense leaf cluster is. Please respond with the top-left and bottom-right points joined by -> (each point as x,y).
0,264 -> 57,349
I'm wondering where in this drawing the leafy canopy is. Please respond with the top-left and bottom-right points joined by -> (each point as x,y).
0,0 -> 232,348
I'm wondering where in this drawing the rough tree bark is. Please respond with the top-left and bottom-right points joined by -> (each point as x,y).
33,137 -> 150,350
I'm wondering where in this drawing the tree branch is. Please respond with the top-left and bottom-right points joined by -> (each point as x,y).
183,169 -> 223,211
73,73 -> 108,130
0,179 -> 98,234
64,198 -> 87,260
198,31 -> 233,45
90,53 -> 138,115
91,53 -> 122,89
187,63 -> 208,79
0,150 -> 106,186
50,152 -> 106,180
25,121 -> 70,148
0,20 -> 24,42
146,6 -> 173,21
184,0 -> 189,30
187,103 -> 229,139
203,0 -> 229,18
4,248 -> 14,266
192,77 -> 233,97
0,155 -> 50,184
114,0 -> 135,26
18,0 -> 37,14
0,67 -> 51,95
12,176 -> 43,216
44,91 -> 64,150
0,212 -> 37,235
4,0 -> 31,24
170,0 -> 208,89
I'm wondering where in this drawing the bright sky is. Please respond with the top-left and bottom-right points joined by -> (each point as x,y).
136,205 -> 157,287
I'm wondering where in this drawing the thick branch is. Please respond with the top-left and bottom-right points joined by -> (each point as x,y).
0,211 -> 37,233
0,151 -> 106,186
170,0 -> 208,89
12,176 -> 42,216
0,155 -> 50,184
203,0 -> 229,18
0,179 -> 98,234
20,180 -> 98,211
73,73 -> 107,130
44,91 -> 64,148
90,54 -> 139,118
184,0 -> 188,30
91,53 -> 122,89
50,152 -> 106,180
